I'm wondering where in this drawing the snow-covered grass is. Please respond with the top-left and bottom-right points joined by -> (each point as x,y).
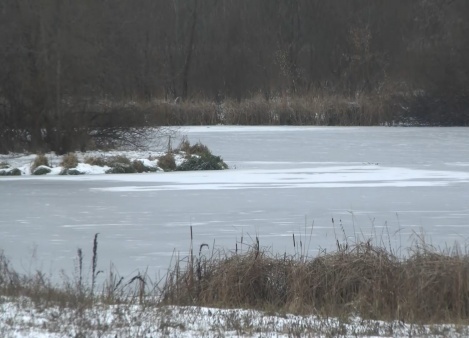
3,298 -> 469,337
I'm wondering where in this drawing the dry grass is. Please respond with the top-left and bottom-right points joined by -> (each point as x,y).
2,231 -> 469,329
157,152 -> 176,171
87,92 -> 394,127
132,159 -> 147,173
0,250 -> 93,309
132,91 -> 395,126
60,152 -> 79,169
30,154 -> 49,172
0,235 -> 144,311
161,237 -> 469,324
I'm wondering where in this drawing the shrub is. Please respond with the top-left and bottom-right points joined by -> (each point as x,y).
60,168 -> 83,175
31,154 -> 49,172
157,153 -> 176,171
67,169 -> 83,175
61,153 -> 79,169
132,160 -> 157,173
0,168 -> 21,176
33,166 -> 51,175
105,156 -> 136,174
0,161 -> 9,169
176,154 -> 227,171
8,168 -> 21,176
132,160 -> 146,173
189,142 -> 211,157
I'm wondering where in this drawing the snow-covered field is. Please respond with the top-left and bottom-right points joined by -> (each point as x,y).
1,126 -> 469,336
2,297 -> 468,337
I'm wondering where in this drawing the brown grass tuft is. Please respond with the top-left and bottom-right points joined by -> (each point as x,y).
30,154 -> 49,172
160,238 -> 469,323
61,153 -> 79,169
157,153 -> 176,171
132,160 -> 146,173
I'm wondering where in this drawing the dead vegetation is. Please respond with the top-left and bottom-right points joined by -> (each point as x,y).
30,154 -> 49,172
157,152 -> 177,171
0,230 -> 469,325
161,233 -> 469,324
60,152 -> 79,169
129,94 -> 395,127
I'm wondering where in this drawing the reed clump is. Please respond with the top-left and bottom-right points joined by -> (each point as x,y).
60,152 -> 79,169
3,232 -> 469,325
137,92 -> 393,126
161,238 -> 469,324
157,152 -> 176,171
30,153 -> 49,172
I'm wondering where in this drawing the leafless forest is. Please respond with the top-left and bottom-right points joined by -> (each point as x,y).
1,0 -> 468,153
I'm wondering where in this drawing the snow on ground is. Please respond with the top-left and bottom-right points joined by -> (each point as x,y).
1,297 -> 468,337
0,149 -> 188,176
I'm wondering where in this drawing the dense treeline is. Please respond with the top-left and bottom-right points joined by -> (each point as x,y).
1,0 -> 468,153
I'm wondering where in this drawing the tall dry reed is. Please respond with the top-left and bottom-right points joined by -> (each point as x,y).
161,237 -> 469,324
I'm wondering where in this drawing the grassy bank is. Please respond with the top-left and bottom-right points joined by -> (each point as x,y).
2,232 -> 469,336
162,233 -> 469,324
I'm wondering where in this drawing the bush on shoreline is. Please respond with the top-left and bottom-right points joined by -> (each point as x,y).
174,139 -> 228,171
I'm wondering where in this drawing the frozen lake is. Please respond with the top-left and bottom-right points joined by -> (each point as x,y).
1,126 -> 469,281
